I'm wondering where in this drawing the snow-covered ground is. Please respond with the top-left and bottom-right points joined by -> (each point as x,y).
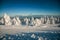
0,24 -> 60,34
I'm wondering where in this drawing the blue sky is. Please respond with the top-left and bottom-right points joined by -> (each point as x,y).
0,0 -> 60,16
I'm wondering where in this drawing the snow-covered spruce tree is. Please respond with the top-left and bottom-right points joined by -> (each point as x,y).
3,13 -> 12,25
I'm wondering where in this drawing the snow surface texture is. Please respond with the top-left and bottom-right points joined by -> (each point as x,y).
0,32 -> 60,40
0,25 -> 60,34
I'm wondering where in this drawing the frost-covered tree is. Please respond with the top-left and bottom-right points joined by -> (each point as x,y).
16,17 -> 21,25
24,18 -> 30,25
40,17 -> 44,24
30,17 -> 35,26
3,13 -> 12,25
0,18 -> 4,24
12,17 -> 21,25
35,18 -> 41,26
51,16 -> 55,24
46,17 -> 50,24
